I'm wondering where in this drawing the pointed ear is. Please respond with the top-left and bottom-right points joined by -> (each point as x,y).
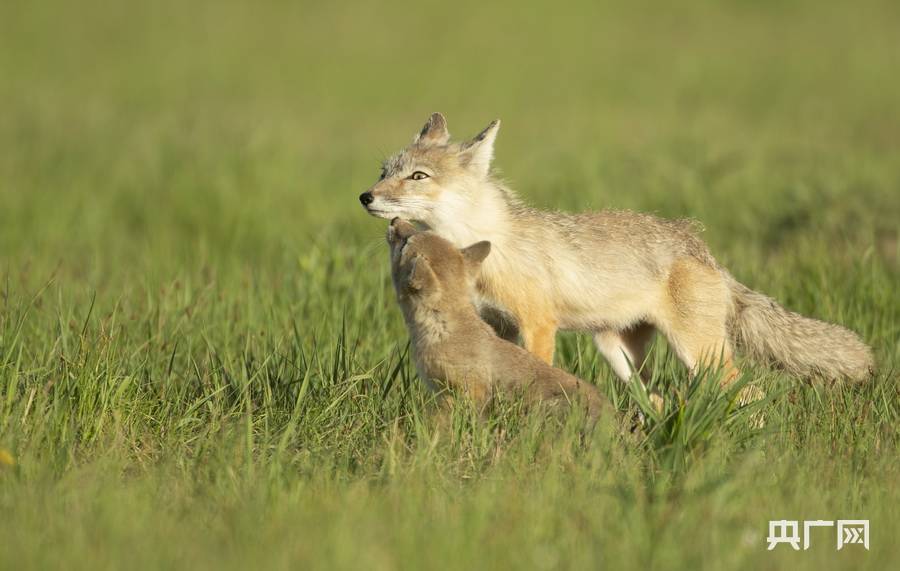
459,119 -> 500,178
407,257 -> 438,292
414,112 -> 450,146
460,241 -> 491,274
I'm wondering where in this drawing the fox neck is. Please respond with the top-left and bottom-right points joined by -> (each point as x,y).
426,180 -> 513,250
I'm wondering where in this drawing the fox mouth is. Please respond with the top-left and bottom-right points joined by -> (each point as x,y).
364,206 -> 394,219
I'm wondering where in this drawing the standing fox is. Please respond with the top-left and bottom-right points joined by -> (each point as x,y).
360,113 -> 874,390
386,217 -> 607,418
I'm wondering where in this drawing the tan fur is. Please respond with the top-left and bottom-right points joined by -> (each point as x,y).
362,113 -> 875,389
661,258 -> 737,380
386,218 -> 608,418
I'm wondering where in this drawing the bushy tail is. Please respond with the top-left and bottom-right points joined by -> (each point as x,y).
725,274 -> 874,383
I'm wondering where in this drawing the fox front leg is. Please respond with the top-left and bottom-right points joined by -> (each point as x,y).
520,321 -> 558,365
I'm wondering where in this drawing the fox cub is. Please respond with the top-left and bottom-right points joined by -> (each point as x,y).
387,217 -> 607,418
362,113 -> 874,391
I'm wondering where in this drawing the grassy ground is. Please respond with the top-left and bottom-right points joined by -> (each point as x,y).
1,0 -> 898,569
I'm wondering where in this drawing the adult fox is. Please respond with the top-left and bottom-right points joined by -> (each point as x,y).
359,113 -> 874,390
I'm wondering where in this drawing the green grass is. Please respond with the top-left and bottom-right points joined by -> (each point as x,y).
1,0 -> 898,569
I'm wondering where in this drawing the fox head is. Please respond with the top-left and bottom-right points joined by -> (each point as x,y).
360,113 -> 500,225
386,217 -> 491,307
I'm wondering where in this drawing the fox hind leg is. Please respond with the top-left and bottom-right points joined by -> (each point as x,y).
594,323 -> 655,383
660,258 -> 741,386
663,323 -> 740,385
595,323 -> 663,411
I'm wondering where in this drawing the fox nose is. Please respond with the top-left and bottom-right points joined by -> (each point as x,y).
359,192 -> 374,206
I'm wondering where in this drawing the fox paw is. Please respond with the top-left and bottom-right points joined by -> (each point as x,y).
649,391 -> 665,414
737,385 -> 766,428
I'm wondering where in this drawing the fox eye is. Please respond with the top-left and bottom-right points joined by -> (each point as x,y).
379,169 -> 387,180
409,171 -> 430,181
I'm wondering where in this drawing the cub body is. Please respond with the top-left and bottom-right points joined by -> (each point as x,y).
387,218 -> 606,418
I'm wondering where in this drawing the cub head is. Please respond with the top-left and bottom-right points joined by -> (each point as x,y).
386,217 -> 491,305
359,113 -> 500,224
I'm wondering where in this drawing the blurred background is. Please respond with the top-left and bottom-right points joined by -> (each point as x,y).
1,3 -> 898,568
2,0 -> 898,285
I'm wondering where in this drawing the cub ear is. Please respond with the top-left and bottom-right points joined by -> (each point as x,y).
460,240 -> 491,272
459,119 -> 500,178
407,256 -> 438,292
414,112 -> 450,146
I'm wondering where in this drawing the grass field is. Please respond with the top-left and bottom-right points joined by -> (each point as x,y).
1,0 -> 898,569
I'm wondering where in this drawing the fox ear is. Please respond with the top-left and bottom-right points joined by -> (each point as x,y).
407,257 -> 438,292
460,240 -> 491,273
414,112 -> 450,146
459,119 -> 500,178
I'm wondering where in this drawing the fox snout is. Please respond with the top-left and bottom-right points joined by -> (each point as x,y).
358,181 -> 398,219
